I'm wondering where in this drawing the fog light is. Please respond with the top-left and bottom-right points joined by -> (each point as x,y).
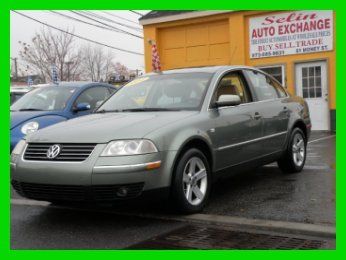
116,186 -> 128,197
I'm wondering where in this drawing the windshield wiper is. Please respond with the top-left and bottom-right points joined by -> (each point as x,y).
94,109 -> 123,113
121,108 -> 181,112
18,108 -> 44,111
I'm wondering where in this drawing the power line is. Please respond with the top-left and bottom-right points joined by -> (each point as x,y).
12,11 -> 144,56
101,11 -> 141,26
70,11 -> 143,39
129,10 -> 144,17
49,11 -> 129,35
82,11 -> 142,32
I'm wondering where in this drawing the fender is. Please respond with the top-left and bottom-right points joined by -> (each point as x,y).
168,132 -> 215,186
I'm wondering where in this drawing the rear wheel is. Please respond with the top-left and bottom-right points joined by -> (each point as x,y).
171,148 -> 211,213
278,128 -> 307,173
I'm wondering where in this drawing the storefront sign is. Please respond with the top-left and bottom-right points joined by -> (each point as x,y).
249,11 -> 333,59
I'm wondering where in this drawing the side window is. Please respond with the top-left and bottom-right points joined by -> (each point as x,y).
214,71 -> 251,104
74,87 -> 111,111
244,70 -> 280,101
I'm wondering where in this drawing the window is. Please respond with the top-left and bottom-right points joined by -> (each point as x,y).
98,73 -> 213,111
244,70 -> 286,101
301,66 -> 322,98
11,87 -> 77,111
74,87 -> 111,111
258,65 -> 285,86
214,71 -> 251,104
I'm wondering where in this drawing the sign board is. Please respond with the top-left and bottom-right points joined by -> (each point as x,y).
249,11 -> 333,59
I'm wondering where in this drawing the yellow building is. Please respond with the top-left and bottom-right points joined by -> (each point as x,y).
139,10 -> 336,131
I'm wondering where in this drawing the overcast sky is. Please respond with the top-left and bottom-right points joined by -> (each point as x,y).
10,10 -> 149,75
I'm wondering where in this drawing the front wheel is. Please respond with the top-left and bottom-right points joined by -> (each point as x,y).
278,128 -> 307,173
171,148 -> 211,213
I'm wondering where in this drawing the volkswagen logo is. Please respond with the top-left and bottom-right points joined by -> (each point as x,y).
46,144 -> 61,159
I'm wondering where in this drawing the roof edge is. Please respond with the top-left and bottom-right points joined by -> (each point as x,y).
139,11 -> 233,26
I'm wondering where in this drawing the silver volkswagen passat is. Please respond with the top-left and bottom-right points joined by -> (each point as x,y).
11,66 -> 311,213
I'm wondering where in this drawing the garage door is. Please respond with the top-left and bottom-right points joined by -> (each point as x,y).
158,20 -> 230,70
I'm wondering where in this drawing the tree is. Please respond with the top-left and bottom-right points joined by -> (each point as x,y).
80,45 -> 116,82
19,27 -> 82,82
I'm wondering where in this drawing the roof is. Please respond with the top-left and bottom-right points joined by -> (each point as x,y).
139,10 -> 233,25
42,81 -> 112,88
139,11 -> 195,20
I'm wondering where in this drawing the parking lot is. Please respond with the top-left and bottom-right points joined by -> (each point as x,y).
10,131 -> 335,249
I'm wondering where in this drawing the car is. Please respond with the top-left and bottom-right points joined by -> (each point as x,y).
10,86 -> 32,105
10,84 -> 50,105
10,82 -> 117,152
11,66 -> 311,213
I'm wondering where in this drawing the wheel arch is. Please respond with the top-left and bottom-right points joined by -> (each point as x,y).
285,119 -> 308,150
291,119 -> 308,139
169,136 -> 214,187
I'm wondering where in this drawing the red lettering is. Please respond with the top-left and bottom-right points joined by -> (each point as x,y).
262,16 -> 275,25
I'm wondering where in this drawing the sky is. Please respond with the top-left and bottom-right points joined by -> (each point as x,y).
10,10 -> 149,76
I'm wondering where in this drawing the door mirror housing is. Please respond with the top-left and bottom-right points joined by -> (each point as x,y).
215,95 -> 241,107
74,102 -> 91,112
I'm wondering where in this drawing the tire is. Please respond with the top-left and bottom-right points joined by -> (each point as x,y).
171,148 -> 211,213
278,128 -> 307,173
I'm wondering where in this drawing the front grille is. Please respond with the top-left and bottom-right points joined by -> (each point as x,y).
24,143 -> 96,162
11,180 -> 144,201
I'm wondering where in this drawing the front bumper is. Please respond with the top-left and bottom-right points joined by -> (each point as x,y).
11,144 -> 177,201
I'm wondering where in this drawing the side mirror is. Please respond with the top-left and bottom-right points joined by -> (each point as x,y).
215,94 -> 241,107
74,102 -> 91,112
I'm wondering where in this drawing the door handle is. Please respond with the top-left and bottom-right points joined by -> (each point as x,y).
254,112 -> 262,120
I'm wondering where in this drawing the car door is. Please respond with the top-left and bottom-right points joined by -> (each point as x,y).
209,70 -> 263,171
72,86 -> 113,117
243,69 -> 289,155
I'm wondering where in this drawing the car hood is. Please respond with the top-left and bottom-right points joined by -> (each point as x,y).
10,111 -> 62,129
27,111 -> 198,143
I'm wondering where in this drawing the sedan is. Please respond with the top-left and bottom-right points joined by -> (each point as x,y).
11,66 -> 311,213
10,82 -> 117,152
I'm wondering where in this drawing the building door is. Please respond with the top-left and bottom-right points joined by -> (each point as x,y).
295,61 -> 329,130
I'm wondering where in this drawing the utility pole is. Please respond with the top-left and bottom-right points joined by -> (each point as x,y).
11,57 -> 18,80
65,61 -> 73,81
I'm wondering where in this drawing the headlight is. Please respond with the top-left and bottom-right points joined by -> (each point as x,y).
12,140 -> 27,155
100,139 -> 158,156
21,121 -> 39,135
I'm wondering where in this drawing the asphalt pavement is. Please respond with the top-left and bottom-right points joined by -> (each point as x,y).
11,131 -> 336,249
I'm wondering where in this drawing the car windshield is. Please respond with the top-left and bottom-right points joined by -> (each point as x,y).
97,72 -> 212,112
10,92 -> 26,105
11,86 -> 77,111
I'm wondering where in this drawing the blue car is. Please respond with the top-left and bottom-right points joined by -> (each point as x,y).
10,82 -> 117,152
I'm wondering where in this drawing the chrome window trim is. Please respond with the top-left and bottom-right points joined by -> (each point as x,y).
216,131 -> 287,151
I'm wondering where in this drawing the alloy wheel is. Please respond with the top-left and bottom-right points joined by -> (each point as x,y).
182,157 -> 208,206
292,132 -> 305,167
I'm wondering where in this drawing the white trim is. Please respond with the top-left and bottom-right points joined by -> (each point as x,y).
139,11 -> 233,25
